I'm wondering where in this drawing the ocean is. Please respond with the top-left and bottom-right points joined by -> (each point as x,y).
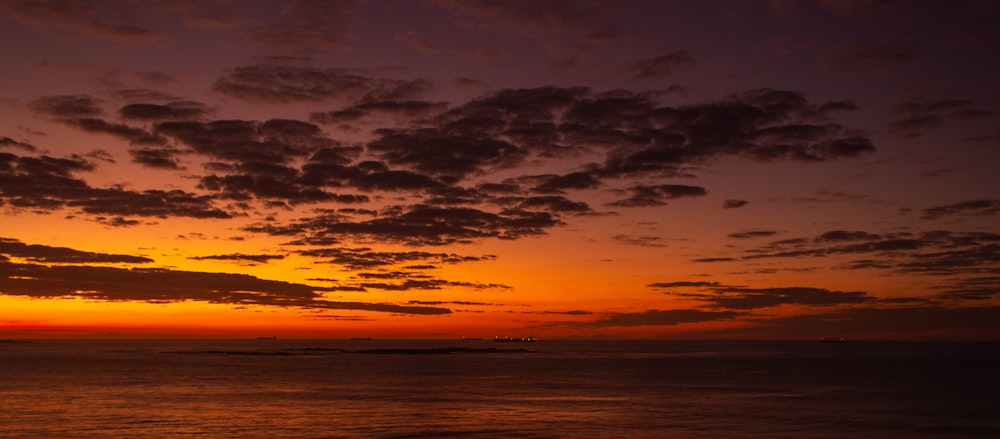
1,339 -> 998,438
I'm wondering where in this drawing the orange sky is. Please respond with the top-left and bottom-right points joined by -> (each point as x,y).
1,1 -> 999,339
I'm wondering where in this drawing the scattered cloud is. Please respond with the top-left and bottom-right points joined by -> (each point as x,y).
627,51 -> 696,79
0,238 -> 451,315
608,184 -> 707,207
570,309 -> 740,327
728,230 -> 780,239
822,38 -> 916,76
654,282 -> 876,310
244,0 -> 355,49
188,253 -> 287,264
921,199 -> 1000,220
0,237 -> 152,263
722,199 -> 748,209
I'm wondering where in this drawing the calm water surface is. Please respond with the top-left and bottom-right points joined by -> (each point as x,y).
1,339 -> 998,438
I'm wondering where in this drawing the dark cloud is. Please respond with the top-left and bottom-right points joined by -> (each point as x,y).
157,118 -> 336,163
628,51 -> 696,79
87,21 -> 159,44
65,117 -> 158,144
888,99 -> 991,138
514,195 -> 591,214
28,95 -> 104,118
822,38 -> 916,75
815,230 -> 883,242
96,216 -> 141,227
0,1 -> 160,44
395,31 -> 438,53
570,309 -> 739,327
728,230 -> 780,239
358,277 -> 510,292
247,205 -> 560,246
0,137 -> 37,152
608,184 -> 707,207
69,188 -> 230,219
934,276 -> 1000,302
213,64 -> 431,104
129,147 -> 184,170
189,253 -> 287,264
726,229 -> 1000,279
690,286 -> 873,310
612,234 -> 666,248
648,281 -> 723,288
244,0 -> 354,49
921,199 -> 1000,220
366,129 -> 524,179
0,259 -> 449,315
119,101 -> 210,121
692,257 -> 737,263
21,85 -> 874,249
0,150 -> 229,218
722,199 -> 748,209
429,0 -> 623,47
298,246 -> 494,270
0,237 -> 152,263
310,100 -> 447,125
525,172 -> 602,194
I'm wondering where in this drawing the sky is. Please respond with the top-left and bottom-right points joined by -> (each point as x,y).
1,0 -> 998,339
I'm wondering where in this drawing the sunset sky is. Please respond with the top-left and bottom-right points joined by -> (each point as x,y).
1,0 -> 998,339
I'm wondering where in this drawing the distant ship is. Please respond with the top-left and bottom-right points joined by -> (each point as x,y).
350,336 -> 373,340
494,335 -> 537,343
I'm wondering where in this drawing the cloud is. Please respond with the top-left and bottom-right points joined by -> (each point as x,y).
722,229 -> 1000,279
612,234 -> 667,248
0,137 -> 37,152
246,205 -> 560,246
0,150 -> 230,218
244,0 -> 354,49
608,184 -> 707,207
310,100 -> 447,125
571,309 -> 740,327
0,237 -> 152,263
921,199 -> 1000,220
298,246 -> 494,270
19,85 -> 874,248
660,284 -> 876,310
0,259 -> 449,315
722,199 -> 748,209
888,99 -> 993,138
357,277 -> 510,292
627,51 -> 696,79
213,64 -> 432,104
814,230 -> 882,242
188,253 -> 287,264
87,21 -> 159,44
119,101 -> 211,121
0,1 -> 160,44
394,31 -> 438,53
728,230 -> 780,239
366,129 -> 525,178
429,0 -> 623,48
822,38 -> 917,76
129,147 -> 184,170
28,95 -> 104,118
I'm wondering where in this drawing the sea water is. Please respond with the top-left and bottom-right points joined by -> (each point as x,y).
1,339 -> 997,438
